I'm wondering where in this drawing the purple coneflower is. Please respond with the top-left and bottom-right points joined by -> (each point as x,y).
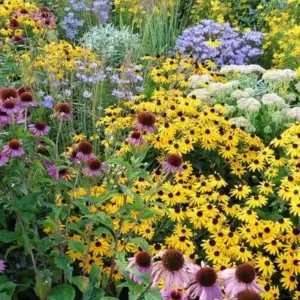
162,154 -> 184,174
53,103 -> 72,120
0,111 -> 13,125
9,18 -> 19,29
219,263 -> 264,298
28,120 -> 50,136
126,131 -> 145,146
0,152 -> 9,166
1,99 -> 19,114
76,142 -> 94,161
0,260 -> 6,273
19,92 -> 37,108
237,290 -> 262,300
2,139 -> 24,157
10,35 -> 25,43
151,249 -> 189,289
18,86 -> 30,96
127,251 -> 152,284
161,289 -> 188,300
16,109 -> 31,124
0,87 -> 18,100
83,158 -> 107,177
68,148 -> 80,164
134,112 -> 156,133
47,165 -> 72,180
186,262 -> 223,300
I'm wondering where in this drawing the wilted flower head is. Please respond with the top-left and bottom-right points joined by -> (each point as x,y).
53,103 -> 72,120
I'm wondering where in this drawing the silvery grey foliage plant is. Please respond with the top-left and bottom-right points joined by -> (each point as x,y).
81,23 -> 142,66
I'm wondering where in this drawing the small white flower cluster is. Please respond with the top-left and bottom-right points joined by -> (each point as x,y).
231,117 -> 256,132
188,89 -> 212,105
208,81 -> 240,95
189,75 -> 213,88
237,97 -> 261,113
296,82 -> 300,93
262,69 -> 298,82
261,93 -> 287,109
231,88 -> 254,99
220,65 -> 266,75
285,107 -> 300,122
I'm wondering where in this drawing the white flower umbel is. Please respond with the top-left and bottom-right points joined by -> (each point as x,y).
231,88 -> 254,99
221,64 -> 266,75
237,97 -> 261,113
261,93 -> 287,109
231,117 -> 256,133
285,107 -> 300,122
188,89 -> 212,105
263,69 -> 297,82
189,75 -> 213,88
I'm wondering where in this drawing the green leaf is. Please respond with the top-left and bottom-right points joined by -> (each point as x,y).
139,209 -> 158,219
0,276 -> 16,297
100,297 -> 119,300
42,219 -> 58,234
83,212 -> 113,230
35,270 -> 52,300
54,256 -> 73,283
145,288 -> 164,300
48,284 -> 75,300
129,238 -> 151,253
0,210 -> 7,228
0,230 -> 16,243
131,194 -> 144,211
68,241 -> 85,254
89,264 -> 101,287
72,276 -> 89,293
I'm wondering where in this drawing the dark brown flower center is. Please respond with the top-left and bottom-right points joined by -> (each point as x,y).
162,249 -> 184,272
10,19 -> 19,28
34,120 -> 46,130
78,142 -> 93,154
3,99 -> 15,109
20,9 -> 29,14
131,131 -> 141,139
196,267 -> 217,287
9,139 -> 20,150
20,92 -> 33,103
17,86 -> 30,95
167,154 -> 183,167
87,158 -> 101,170
170,289 -> 183,300
137,112 -> 156,126
135,251 -> 152,268
236,263 -> 256,284
237,290 -> 262,300
55,103 -> 71,114
0,87 -> 18,100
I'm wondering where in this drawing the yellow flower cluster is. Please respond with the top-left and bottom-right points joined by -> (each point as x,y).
0,0 -> 55,51
263,2 -> 300,71
25,41 -> 101,81
114,0 -> 175,27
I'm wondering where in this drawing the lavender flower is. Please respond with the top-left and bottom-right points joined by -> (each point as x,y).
174,20 -> 264,65
2,139 -> 24,157
61,11 -> 84,40
127,251 -> 152,284
83,158 -> 108,177
0,260 -> 6,273
0,152 -> 9,166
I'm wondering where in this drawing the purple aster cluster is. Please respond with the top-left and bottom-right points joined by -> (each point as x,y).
62,0 -> 112,39
61,10 -> 84,40
174,20 -> 264,65
108,64 -> 144,101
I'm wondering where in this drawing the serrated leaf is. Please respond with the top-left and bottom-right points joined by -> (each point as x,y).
0,230 -> 16,243
54,256 -> 73,283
